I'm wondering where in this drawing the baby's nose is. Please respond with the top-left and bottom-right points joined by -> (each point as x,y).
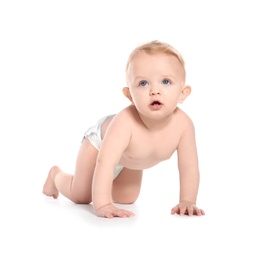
149,86 -> 161,96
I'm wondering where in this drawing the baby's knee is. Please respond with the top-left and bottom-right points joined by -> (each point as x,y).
112,192 -> 139,204
113,198 -> 137,204
72,195 -> 92,204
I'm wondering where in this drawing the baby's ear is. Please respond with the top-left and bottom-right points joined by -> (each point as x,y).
122,87 -> 133,102
178,85 -> 191,104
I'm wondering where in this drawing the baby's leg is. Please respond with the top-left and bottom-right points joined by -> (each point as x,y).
112,168 -> 143,204
42,139 -> 98,204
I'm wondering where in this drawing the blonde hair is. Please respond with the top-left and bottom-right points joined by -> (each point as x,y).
126,40 -> 186,81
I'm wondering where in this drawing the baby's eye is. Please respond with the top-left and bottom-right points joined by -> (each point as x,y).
139,81 -> 148,87
162,79 -> 171,85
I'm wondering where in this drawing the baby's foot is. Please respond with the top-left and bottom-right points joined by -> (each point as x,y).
42,166 -> 60,199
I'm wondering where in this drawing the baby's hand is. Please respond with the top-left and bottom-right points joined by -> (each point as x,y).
95,204 -> 135,218
171,201 -> 205,216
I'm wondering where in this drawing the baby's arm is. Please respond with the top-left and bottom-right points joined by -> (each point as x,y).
92,112 -> 134,218
171,116 -> 205,216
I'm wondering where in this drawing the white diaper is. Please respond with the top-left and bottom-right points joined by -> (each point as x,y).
83,114 -> 124,179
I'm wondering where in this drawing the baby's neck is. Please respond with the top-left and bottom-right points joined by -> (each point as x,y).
139,113 -> 173,131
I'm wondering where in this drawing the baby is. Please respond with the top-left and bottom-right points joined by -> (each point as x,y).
43,40 -> 205,218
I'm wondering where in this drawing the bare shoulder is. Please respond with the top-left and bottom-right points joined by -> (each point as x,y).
107,105 -> 137,132
101,106 -> 136,147
175,107 -> 195,132
112,105 -> 138,125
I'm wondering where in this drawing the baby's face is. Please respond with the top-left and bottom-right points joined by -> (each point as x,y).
126,53 -> 186,118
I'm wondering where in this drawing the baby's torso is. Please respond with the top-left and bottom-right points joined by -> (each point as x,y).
120,125 -> 180,169
102,108 -> 185,170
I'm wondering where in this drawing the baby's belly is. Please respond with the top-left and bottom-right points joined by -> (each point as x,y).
119,159 -> 159,170
119,154 -> 171,170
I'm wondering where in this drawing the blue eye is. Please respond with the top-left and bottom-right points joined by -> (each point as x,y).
162,79 -> 171,85
139,81 -> 148,87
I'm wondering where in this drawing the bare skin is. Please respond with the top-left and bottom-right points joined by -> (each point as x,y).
43,41 -> 205,218
43,166 -> 60,199
43,127 -> 143,214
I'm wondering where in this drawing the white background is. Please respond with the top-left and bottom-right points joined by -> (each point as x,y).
1,0 -> 269,259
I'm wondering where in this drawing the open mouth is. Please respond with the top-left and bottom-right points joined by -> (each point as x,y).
151,101 -> 161,105
149,100 -> 163,110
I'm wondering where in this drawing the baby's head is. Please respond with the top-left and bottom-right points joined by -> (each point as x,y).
123,40 -> 191,111
126,40 -> 186,83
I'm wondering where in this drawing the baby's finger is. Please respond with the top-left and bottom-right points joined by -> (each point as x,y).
195,208 -> 205,216
194,208 -> 202,216
104,212 -> 114,218
179,206 -> 187,216
171,205 -> 179,214
113,209 -> 135,218
187,206 -> 194,216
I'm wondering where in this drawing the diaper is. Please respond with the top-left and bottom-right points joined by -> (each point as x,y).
83,114 -> 123,179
